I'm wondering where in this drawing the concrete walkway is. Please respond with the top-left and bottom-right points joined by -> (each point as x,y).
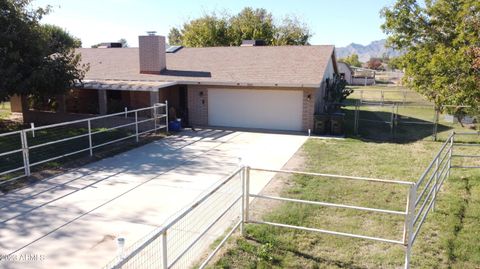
0,129 -> 307,269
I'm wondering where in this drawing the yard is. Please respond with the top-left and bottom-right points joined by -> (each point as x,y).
208,85 -> 480,268
209,138 -> 480,268
0,101 -> 11,119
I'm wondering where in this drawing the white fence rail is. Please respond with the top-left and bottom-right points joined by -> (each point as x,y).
0,102 -> 168,185
103,131 -> 479,269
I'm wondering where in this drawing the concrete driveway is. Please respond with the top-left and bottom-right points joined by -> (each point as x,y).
0,129 -> 307,269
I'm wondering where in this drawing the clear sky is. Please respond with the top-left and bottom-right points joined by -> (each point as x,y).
33,0 -> 398,48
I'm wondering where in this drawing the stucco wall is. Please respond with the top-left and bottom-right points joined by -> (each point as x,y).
187,85 -> 315,131
314,56 -> 337,114
337,62 -> 353,84
352,77 -> 376,86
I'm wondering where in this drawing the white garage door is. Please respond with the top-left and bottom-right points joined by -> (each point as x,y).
208,89 -> 303,131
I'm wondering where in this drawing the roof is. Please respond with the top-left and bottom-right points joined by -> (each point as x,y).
337,61 -> 353,73
77,45 -> 336,88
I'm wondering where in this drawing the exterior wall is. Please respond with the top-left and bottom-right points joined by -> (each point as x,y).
21,88 -> 161,125
65,89 -> 99,114
187,85 -> 315,131
128,91 -> 150,109
337,62 -> 353,84
9,95 -> 23,112
158,85 -> 180,109
315,57 -> 337,114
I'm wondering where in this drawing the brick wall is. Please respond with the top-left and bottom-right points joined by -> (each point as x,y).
66,89 -> 99,114
187,85 -> 209,126
302,88 -> 315,131
129,91 -> 150,109
187,85 -> 315,131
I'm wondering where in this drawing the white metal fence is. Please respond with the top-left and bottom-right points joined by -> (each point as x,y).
0,102 -> 168,185
102,131 -> 478,269
103,166 -> 245,269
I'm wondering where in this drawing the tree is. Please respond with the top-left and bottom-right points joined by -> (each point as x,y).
366,58 -> 384,70
272,16 -> 311,45
228,7 -> 274,46
170,8 -> 311,47
339,54 -> 362,67
386,56 -> 404,70
118,38 -> 128,48
324,74 -> 352,113
168,27 -> 182,45
180,14 -> 230,47
381,0 -> 480,117
0,0 -> 87,100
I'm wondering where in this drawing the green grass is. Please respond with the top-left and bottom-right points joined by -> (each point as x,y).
0,101 -> 12,120
209,139 -> 480,268
343,86 -> 478,142
0,125 -> 156,187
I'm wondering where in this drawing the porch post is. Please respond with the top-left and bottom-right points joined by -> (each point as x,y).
98,89 -> 107,115
149,89 -> 159,106
56,94 -> 67,113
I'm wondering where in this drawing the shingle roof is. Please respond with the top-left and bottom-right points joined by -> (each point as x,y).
77,45 -> 335,88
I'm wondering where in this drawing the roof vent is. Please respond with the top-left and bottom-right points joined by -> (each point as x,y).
166,45 -> 183,53
241,40 -> 266,46
147,31 -> 157,36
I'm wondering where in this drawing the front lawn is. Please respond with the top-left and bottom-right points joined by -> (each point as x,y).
209,138 -> 480,268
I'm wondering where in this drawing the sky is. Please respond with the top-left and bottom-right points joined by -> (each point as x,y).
33,0 -> 398,48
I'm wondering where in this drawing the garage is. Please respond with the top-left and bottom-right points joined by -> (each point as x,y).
208,89 -> 303,131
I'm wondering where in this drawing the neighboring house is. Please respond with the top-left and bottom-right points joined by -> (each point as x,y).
337,62 -> 353,84
351,67 -> 376,86
12,34 -> 338,132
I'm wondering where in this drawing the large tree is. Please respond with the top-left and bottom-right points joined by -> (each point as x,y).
339,53 -> 362,67
168,7 -> 311,47
180,14 -> 230,47
381,0 -> 480,115
228,7 -> 274,46
0,0 -> 87,100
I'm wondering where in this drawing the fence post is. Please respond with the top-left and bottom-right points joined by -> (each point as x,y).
404,184 -> 416,269
354,100 -> 360,135
432,108 -> 439,141
162,231 -> 168,269
241,166 -> 246,236
360,90 -> 364,104
134,110 -> 139,143
165,100 -> 169,133
390,104 -> 395,137
124,107 -> 128,119
381,91 -> 385,106
447,132 -> 454,178
433,157 -> 439,211
20,130 -> 31,177
31,123 -> 35,138
87,120 -> 93,156
244,166 -> 250,224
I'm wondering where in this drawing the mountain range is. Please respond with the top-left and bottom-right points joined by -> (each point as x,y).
335,39 -> 403,62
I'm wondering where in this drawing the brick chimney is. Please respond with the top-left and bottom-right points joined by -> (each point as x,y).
139,32 -> 166,74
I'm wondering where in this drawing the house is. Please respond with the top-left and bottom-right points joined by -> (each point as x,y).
351,67 -> 376,86
337,62 -> 353,84
12,34 -> 338,132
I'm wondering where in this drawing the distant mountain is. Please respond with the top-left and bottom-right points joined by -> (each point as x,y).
335,39 -> 404,62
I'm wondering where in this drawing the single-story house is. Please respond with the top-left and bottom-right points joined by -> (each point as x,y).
337,62 -> 353,84
12,34 -> 339,132
351,67 -> 376,86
